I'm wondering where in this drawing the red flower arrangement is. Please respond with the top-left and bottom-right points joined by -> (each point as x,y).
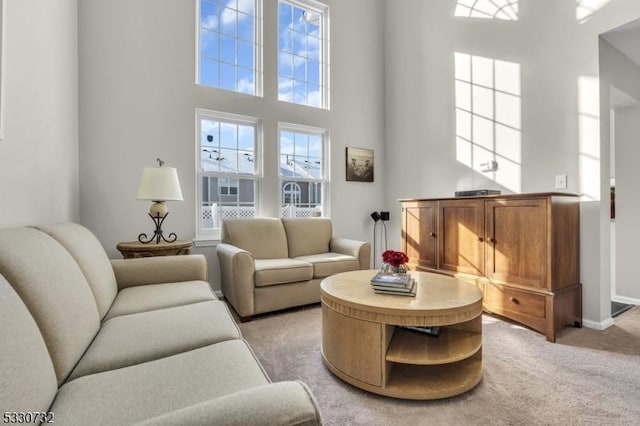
382,250 -> 409,267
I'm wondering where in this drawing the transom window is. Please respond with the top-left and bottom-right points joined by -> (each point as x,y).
279,124 -> 328,218
454,0 -> 519,21
198,0 -> 262,95
197,110 -> 261,237
278,0 -> 329,109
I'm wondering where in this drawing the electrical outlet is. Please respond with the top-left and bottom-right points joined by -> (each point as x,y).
480,160 -> 499,172
555,174 -> 567,190
380,212 -> 390,221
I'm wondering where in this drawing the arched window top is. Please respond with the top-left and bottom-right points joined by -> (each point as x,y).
455,0 -> 519,21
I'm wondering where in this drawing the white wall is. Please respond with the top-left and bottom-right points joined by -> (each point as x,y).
383,0 -> 640,325
612,105 -> 640,302
78,0 -> 385,290
599,37 -> 640,318
0,0 -> 79,227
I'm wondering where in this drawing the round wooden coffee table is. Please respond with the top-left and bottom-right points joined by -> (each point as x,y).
321,269 -> 483,400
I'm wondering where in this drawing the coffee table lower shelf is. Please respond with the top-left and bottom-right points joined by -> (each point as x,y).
322,349 -> 483,400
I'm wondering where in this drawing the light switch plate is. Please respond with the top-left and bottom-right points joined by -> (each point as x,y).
555,174 -> 567,190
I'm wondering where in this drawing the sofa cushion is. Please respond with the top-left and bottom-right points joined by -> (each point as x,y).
222,218 -> 289,259
254,258 -> 313,287
35,223 -> 118,320
282,218 -> 332,258
0,274 -> 58,414
0,227 -> 100,385
294,253 -> 360,278
51,340 -> 270,425
134,381 -> 322,426
254,280 -> 321,315
69,301 -> 241,380
104,280 -> 216,320
111,255 -> 208,289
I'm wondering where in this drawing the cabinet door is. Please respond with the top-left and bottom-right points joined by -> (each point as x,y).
485,199 -> 548,289
402,202 -> 437,270
438,199 -> 484,275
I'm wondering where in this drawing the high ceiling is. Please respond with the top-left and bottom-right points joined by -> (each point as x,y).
602,18 -> 640,67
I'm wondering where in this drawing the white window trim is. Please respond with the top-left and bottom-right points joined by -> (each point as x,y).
196,108 -> 263,240
195,0 -> 264,97
278,122 -> 330,218
277,0 -> 330,110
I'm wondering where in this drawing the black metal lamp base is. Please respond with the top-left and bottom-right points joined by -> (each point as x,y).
138,212 -> 178,244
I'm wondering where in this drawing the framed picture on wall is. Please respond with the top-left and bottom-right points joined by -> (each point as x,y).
346,147 -> 374,182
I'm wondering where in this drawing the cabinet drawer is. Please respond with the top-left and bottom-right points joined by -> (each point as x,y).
482,283 -> 546,321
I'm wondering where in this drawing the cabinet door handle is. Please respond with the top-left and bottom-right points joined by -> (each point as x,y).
478,237 -> 484,242
489,237 -> 496,244
509,296 -> 519,304
429,232 -> 436,237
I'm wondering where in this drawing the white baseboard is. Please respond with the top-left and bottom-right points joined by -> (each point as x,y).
582,317 -> 615,330
612,295 -> 640,305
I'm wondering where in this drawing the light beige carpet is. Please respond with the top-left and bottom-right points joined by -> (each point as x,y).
239,305 -> 640,426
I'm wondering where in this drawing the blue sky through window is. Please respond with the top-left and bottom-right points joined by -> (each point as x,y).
280,130 -> 323,179
278,1 -> 325,108
279,127 -> 325,216
201,119 -> 256,175
199,0 -> 258,94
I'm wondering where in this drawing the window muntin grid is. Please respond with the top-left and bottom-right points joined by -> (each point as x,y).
198,0 -> 262,95
197,111 -> 260,234
454,0 -> 519,21
279,125 -> 327,218
277,0 -> 329,109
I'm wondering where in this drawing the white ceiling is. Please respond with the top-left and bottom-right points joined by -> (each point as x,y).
610,85 -> 639,109
602,18 -> 640,67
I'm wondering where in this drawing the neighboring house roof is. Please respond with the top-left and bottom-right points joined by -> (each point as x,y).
202,146 -> 320,179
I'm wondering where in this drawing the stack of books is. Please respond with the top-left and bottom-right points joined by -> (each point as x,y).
370,272 -> 416,296
401,325 -> 441,337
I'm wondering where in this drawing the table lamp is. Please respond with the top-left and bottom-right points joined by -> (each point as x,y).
136,158 -> 183,244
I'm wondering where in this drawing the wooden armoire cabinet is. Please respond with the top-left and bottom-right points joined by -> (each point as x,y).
400,193 -> 582,342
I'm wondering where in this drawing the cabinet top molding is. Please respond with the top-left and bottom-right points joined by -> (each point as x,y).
398,192 -> 580,203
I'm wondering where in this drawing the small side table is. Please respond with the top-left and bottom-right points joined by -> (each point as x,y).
116,240 -> 192,259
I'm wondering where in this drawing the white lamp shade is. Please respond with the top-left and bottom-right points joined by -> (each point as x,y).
137,167 -> 184,201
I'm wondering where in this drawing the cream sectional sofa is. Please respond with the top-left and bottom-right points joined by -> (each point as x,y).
217,218 -> 370,320
0,223 -> 321,425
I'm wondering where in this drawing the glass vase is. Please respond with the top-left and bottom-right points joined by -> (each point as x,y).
380,263 -> 409,275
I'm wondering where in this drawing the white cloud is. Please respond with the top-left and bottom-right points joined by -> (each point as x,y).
237,78 -> 254,94
307,89 -> 321,108
202,14 -> 218,31
278,79 -> 294,102
221,8 -> 237,27
237,0 -> 255,15
293,86 -> 306,105
222,0 -> 254,25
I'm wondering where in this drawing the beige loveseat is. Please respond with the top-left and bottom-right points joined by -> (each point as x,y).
217,218 -> 370,320
0,223 -> 321,425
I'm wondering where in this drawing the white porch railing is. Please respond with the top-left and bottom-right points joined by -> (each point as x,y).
200,203 -> 322,230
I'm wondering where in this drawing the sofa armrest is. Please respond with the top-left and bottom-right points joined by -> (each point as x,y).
133,381 -> 322,426
110,255 -> 208,289
216,243 -> 256,317
330,237 -> 371,270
